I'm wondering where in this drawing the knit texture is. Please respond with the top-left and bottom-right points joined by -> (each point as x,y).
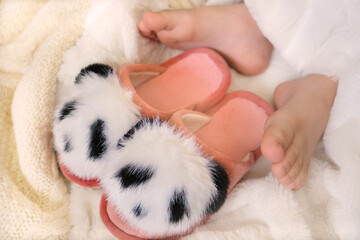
0,0 -> 90,239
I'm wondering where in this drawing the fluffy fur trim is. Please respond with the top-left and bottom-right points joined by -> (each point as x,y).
52,65 -> 140,180
101,119 -> 229,236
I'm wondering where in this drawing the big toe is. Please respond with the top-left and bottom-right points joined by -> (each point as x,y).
261,130 -> 284,163
261,114 -> 295,163
142,11 -> 175,32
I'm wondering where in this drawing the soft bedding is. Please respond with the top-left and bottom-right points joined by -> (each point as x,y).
1,0 -> 360,239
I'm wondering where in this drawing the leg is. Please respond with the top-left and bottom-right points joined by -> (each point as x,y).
261,74 -> 338,190
138,4 -> 273,75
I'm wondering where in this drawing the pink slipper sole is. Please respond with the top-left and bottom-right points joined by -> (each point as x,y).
99,91 -> 273,239
58,161 -> 100,187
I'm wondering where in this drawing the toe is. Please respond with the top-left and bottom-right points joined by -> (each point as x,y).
142,11 -> 176,33
142,10 -> 197,48
271,143 -> 300,179
138,21 -> 151,35
281,159 -> 302,186
138,21 -> 159,41
261,131 -> 284,163
261,115 -> 295,163
279,155 -> 305,189
291,159 -> 309,190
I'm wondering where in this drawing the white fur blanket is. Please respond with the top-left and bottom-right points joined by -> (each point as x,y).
1,0 -> 359,239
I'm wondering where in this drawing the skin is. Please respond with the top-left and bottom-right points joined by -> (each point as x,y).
139,4 -> 273,75
261,74 -> 337,190
138,4 -> 338,190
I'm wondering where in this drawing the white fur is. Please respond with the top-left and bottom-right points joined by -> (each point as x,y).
53,71 -> 140,179
322,65 -> 360,238
57,0 -> 172,89
101,120 -> 220,236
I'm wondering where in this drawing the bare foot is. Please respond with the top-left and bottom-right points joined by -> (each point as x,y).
261,75 -> 338,190
138,4 -> 273,75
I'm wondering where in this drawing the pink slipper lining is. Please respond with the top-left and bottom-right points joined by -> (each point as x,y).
118,48 -> 231,119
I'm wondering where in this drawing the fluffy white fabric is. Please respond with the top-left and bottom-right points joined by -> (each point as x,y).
59,0 -> 360,239
0,1 -> 90,238
321,63 -> 360,239
53,70 -> 140,179
69,184 -> 115,239
245,0 -> 360,78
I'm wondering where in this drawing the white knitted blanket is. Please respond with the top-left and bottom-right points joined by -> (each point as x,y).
1,0 -> 360,239
0,0 -> 90,239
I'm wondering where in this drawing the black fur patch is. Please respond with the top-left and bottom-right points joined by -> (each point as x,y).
63,135 -> 72,153
115,164 -> 154,188
168,189 -> 189,224
132,204 -> 147,218
205,161 -> 229,215
117,140 -> 125,148
117,118 -> 155,149
59,100 -> 77,121
75,63 -> 113,84
88,119 -> 107,160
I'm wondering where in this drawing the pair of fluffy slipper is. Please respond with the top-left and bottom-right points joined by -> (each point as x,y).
52,48 -> 273,239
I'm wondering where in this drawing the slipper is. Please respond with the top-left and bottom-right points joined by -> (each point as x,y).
99,91 -> 273,239
52,48 -> 231,187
